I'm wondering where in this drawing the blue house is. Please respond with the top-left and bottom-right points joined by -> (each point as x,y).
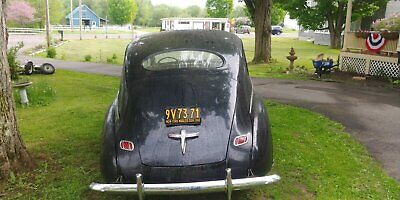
65,5 -> 106,27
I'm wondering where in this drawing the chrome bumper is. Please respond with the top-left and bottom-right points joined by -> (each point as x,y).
90,168 -> 280,200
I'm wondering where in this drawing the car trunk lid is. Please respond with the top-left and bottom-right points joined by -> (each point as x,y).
122,73 -> 237,167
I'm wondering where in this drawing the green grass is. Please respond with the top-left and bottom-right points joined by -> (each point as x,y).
243,37 -> 339,68
282,28 -> 299,34
35,37 -> 339,77
243,37 -> 339,79
13,81 -> 56,107
37,39 -> 131,64
247,102 -> 400,199
135,26 -> 161,33
2,70 -> 398,199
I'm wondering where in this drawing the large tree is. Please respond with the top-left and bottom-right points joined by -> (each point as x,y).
108,0 -> 138,25
276,0 -> 387,49
244,0 -> 273,63
81,0 -> 109,18
27,0 -> 64,26
271,3 -> 286,25
0,0 -> 33,179
232,5 -> 249,18
186,5 -> 204,17
135,0 -> 153,26
206,0 -> 233,18
5,0 -> 36,26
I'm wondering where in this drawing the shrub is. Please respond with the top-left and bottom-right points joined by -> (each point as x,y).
393,80 -> 400,86
372,15 -> 400,32
46,47 -> 57,58
84,55 -> 92,62
105,54 -> 119,64
106,57 -> 114,63
7,42 -> 24,80
13,81 -> 56,107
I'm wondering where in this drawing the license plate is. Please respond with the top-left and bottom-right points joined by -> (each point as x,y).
165,107 -> 201,126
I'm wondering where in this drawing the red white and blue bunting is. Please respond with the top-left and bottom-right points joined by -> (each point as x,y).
365,33 -> 386,52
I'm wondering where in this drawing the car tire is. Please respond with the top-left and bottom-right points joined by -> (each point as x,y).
24,62 -> 34,75
41,63 -> 55,75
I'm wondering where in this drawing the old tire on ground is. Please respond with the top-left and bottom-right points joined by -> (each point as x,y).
24,62 -> 34,75
41,63 -> 55,75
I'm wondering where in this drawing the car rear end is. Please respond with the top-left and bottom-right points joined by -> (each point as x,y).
91,31 -> 280,199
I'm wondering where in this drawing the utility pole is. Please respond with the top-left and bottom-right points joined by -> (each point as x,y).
105,16 -> 108,39
79,0 -> 82,40
45,0 -> 51,47
342,0 -> 353,51
70,0 -> 73,31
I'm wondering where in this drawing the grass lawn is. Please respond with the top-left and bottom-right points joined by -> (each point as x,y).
135,26 -> 161,33
1,70 -> 398,199
35,37 -> 339,79
282,28 -> 299,34
242,37 -> 339,79
37,39 -> 131,64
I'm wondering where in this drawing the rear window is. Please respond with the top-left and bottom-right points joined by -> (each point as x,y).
142,50 -> 224,71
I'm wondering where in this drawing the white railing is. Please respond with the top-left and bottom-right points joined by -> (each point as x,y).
8,25 -> 156,34
8,28 -> 45,34
51,25 -> 134,31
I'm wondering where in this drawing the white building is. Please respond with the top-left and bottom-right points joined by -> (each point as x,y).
161,18 -> 230,32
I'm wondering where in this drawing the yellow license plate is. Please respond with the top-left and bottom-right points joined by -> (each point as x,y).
165,107 -> 201,126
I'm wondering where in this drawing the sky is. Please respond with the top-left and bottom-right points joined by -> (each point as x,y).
150,0 -> 245,8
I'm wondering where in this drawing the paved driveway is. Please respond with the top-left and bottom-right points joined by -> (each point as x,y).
253,78 -> 400,181
17,56 -> 400,181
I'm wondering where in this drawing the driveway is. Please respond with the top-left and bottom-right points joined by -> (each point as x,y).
17,56 -> 400,181
252,78 -> 400,181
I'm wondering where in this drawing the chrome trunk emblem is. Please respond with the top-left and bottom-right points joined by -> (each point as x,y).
168,130 -> 199,155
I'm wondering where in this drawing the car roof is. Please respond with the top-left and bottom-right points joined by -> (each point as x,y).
125,30 -> 244,80
127,30 -> 243,59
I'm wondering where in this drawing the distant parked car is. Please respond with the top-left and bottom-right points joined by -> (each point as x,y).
272,26 -> 283,35
235,25 -> 251,34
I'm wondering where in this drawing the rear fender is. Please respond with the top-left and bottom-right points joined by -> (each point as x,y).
226,91 -> 253,178
101,99 -> 119,183
250,96 -> 273,176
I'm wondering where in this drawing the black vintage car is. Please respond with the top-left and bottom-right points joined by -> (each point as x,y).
90,30 -> 280,199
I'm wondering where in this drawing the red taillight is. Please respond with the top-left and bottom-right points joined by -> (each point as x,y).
234,135 -> 249,146
120,140 -> 134,151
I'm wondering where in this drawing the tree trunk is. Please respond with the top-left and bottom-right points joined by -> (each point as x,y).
326,3 -> 345,49
329,29 -> 342,49
252,0 -> 272,63
0,0 -> 32,179
327,17 -> 342,49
